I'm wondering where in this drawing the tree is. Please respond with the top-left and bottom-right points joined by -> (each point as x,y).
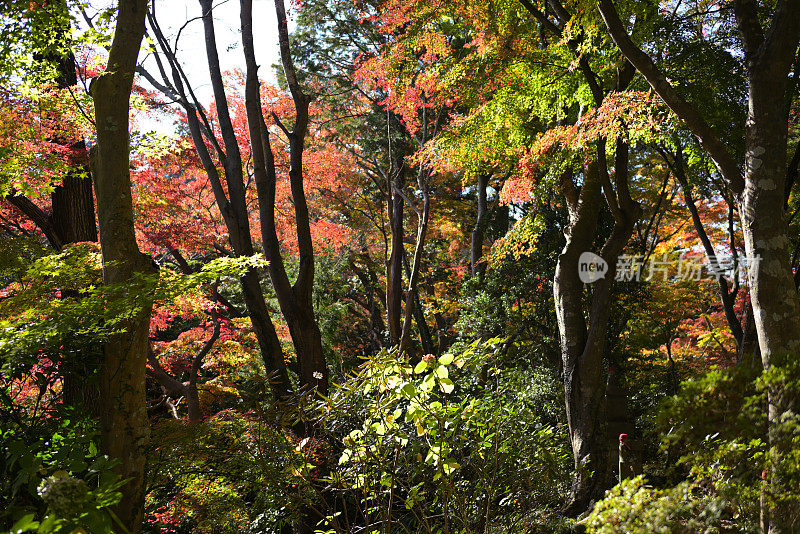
0,0 -> 97,252
596,1 -> 800,529
147,311 -> 220,423
243,0 -> 328,395
0,0 -> 102,416
143,0 -> 337,402
89,0 -> 153,530
292,0 -> 450,354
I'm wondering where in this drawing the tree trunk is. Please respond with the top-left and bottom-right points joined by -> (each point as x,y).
516,1 -> 641,513
387,165 -> 405,345
471,173 -> 489,278
89,1 -> 151,531
554,162 -> 606,513
557,142 -> 640,514
399,170 -> 431,355
741,71 -> 800,533
51,169 -> 97,245
172,0 -> 296,401
402,250 -> 435,355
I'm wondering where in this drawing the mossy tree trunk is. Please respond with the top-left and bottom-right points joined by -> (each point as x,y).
89,1 -> 152,531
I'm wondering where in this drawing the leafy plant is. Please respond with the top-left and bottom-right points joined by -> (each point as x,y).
1,412 -> 125,534
308,339 -> 570,533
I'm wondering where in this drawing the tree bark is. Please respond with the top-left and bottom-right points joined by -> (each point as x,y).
89,1 -> 151,531
51,168 -> 97,245
386,165 -> 405,345
742,62 -> 800,533
554,163 -> 603,513
471,173 -> 489,278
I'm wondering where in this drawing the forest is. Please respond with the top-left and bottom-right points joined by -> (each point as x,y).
1,0 -> 799,532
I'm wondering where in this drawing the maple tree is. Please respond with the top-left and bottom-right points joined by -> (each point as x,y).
358,0 -> 652,509
2,0 -> 800,533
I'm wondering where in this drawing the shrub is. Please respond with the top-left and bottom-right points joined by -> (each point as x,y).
308,339 -> 571,533
587,476 -> 724,534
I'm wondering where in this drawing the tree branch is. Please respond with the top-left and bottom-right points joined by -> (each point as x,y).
733,0 -> 765,61
597,0 -> 744,194
4,192 -> 62,250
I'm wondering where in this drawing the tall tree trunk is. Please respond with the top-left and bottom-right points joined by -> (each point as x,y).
556,138 -> 640,514
471,173 -> 489,278
741,69 -> 800,533
239,0 -> 328,396
89,1 -> 152,531
151,0 -> 293,401
273,0 -> 327,394
554,162 -> 606,513
518,1 -> 641,513
386,166 -> 405,345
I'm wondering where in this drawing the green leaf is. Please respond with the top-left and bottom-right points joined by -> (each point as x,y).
10,514 -> 38,533
439,378 -> 455,394
421,373 -> 436,393
434,365 -> 449,380
443,459 -> 461,474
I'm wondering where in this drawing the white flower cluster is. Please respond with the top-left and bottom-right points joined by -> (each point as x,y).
37,473 -> 91,518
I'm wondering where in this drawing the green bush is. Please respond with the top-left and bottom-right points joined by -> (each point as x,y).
310,339 -> 571,533
589,359 -> 800,533
1,412 -> 125,534
587,476 -> 724,534
144,410 -> 300,534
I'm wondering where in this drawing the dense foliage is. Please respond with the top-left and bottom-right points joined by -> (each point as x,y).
1,0 -> 800,533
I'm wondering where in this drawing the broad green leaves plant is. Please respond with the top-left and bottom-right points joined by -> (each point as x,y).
315,338 -> 570,533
